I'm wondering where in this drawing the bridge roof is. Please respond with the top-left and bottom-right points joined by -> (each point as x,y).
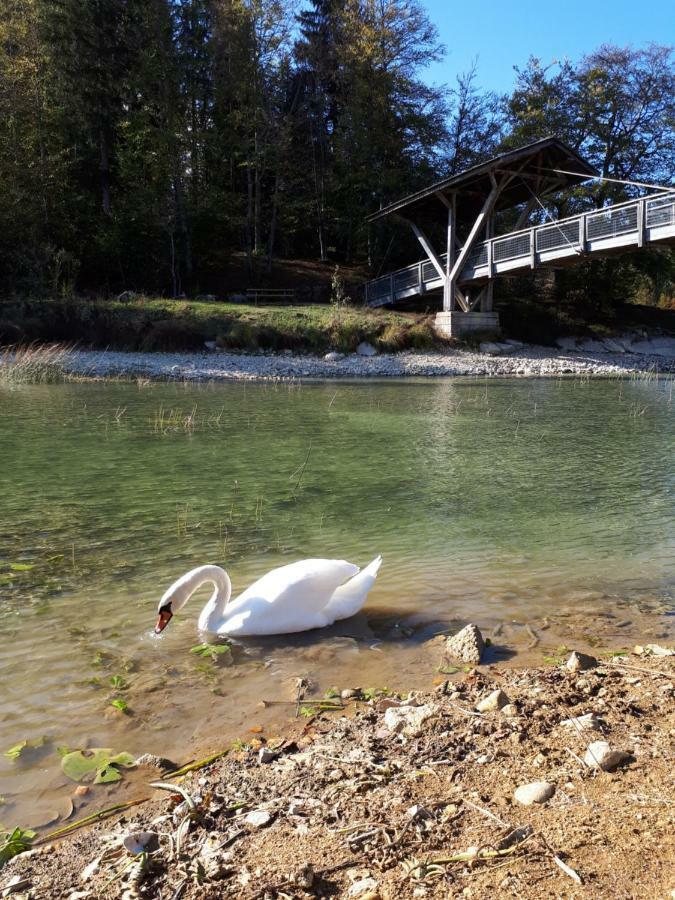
367,137 -> 598,224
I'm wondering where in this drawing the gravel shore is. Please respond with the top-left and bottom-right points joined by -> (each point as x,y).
60,344 -> 675,382
4,647 -> 673,899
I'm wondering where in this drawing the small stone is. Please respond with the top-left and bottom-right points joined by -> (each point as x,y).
356,342 -> 377,357
290,864 -> 314,889
476,689 -> 510,712
2,877 -> 31,897
584,741 -> 631,771
245,809 -> 273,828
501,703 -> 518,717
406,804 -> 433,820
204,340 -> 217,351
513,781 -> 555,805
383,703 -> 435,737
559,712 -> 602,732
341,688 -> 360,700
348,877 -> 379,897
324,351 -> 344,362
444,624 -> 485,665
257,747 -> 277,764
135,753 -> 177,771
73,785 -> 90,797
566,651 -> 598,672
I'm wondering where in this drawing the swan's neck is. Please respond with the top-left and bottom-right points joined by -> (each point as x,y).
164,565 -> 232,632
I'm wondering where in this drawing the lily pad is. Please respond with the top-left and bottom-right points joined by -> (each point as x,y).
4,737 -> 45,761
61,748 -> 136,783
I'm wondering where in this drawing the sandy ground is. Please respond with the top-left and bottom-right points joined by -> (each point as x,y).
2,644 -> 673,899
56,345 -> 675,382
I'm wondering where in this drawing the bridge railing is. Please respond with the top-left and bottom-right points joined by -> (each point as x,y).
366,191 -> 675,306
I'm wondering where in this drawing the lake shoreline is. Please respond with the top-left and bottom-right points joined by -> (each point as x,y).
3,647 -> 673,898
47,344 -> 675,382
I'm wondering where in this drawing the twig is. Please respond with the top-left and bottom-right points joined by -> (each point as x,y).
165,748 -> 229,779
565,747 -> 587,769
607,660 -> 673,678
150,782 -> 196,811
463,798 -> 510,828
552,854 -> 583,884
34,799 -> 146,845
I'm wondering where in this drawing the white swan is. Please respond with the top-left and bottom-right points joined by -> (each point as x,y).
154,556 -> 382,637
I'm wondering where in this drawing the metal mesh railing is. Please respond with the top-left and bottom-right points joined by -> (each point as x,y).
536,220 -> 580,253
646,194 -> 675,228
494,231 -> 532,262
366,192 -> 675,304
586,204 -> 638,240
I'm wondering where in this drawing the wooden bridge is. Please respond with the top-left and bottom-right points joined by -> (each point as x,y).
365,138 -> 675,335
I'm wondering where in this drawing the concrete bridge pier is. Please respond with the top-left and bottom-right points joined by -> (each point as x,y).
434,310 -> 500,338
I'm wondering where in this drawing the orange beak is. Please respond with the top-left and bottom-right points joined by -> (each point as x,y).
155,608 -> 173,634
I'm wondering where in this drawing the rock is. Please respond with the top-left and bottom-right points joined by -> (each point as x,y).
290,864 -> 314,889
348,877 -> 379,897
245,809 -> 273,828
584,741 -> 631,771
204,340 -> 217,351
406,804 -> 433,820
199,832 -> 233,880
566,651 -> 598,672
341,688 -> 360,700
444,623 -> 485,664
383,703 -> 435,737
122,831 -> 159,855
634,643 -> 675,657
559,712 -> 602,732
258,747 -> 277,764
324,351 -> 344,362
135,753 -> 177,771
513,781 -> 555,806
476,689 -> 510,712
2,877 -> 31,897
479,342 -> 503,356
356,342 -> 377,357
501,703 -> 518,717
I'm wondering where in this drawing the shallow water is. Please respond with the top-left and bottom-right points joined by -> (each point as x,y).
1,376 -> 674,826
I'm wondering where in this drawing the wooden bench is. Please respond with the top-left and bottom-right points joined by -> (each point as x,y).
246,288 -> 296,306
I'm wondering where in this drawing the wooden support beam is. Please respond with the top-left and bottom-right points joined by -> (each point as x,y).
408,222 -> 446,281
448,180 -> 501,285
514,196 -> 539,230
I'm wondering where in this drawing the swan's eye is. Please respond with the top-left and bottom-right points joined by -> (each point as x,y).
155,605 -> 173,634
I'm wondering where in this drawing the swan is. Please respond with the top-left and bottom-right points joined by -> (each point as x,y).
154,556 -> 382,637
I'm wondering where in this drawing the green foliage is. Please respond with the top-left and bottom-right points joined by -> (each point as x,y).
109,699 -> 130,714
190,642 -> 232,661
4,737 -> 45,761
61,748 -> 135,783
0,826 -> 36,870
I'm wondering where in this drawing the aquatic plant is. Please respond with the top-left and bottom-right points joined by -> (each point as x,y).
61,748 -> 135,784
0,826 -> 36,870
0,343 -> 73,384
190,642 -> 231,662
110,699 -> 130,714
4,737 -> 45,761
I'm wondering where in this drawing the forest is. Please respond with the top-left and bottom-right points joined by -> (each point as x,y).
0,0 -> 674,306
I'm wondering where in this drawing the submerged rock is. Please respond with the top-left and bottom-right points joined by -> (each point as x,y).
444,623 -> 485,665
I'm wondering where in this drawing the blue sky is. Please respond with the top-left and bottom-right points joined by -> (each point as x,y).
420,0 -> 675,92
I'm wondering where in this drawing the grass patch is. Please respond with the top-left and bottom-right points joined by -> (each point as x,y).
0,343 -> 72,384
0,296 -> 448,356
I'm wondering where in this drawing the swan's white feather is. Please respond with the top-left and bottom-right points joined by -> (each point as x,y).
220,559 -> 360,636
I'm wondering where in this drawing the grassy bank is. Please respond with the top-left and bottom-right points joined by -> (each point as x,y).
0,297 -> 441,354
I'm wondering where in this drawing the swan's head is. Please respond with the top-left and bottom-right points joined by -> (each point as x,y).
154,565 -> 231,634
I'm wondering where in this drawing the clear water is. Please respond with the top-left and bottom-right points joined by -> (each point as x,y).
1,376 -> 674,826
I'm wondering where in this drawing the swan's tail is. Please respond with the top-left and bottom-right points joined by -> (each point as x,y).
323,555 -> 382,622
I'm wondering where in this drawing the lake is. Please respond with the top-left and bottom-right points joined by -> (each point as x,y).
1,376 -> 674,826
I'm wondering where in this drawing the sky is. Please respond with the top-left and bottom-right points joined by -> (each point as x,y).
420,0 -> 675,93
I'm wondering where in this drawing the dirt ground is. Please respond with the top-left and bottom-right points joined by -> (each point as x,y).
2,646 -> 674,900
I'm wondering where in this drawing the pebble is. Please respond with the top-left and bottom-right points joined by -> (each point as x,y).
513,781 -> 556,805
39,345 -> 675,385
501,703 -> 518,717
444,623 -> 485,664
257,747 -> 277,764
559,712 -> 602,732
584,741 -> 632,771
383,703 -> 435,737
341,689 -> 360,700
348,877 -> 379,897
245,809 -> 273,828
566,651 -> 598,672
476,689 -> 510,712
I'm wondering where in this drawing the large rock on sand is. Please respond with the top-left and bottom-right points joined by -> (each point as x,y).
444,624 -> 485,665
